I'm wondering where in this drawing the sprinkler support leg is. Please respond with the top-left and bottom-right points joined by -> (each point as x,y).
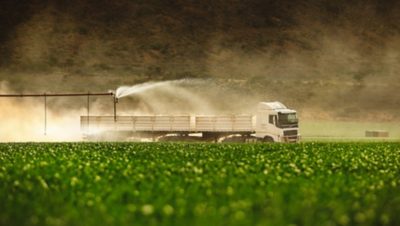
113,95 -> 118,122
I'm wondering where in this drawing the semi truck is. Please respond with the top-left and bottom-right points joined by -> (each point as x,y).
81,101 -> 300,142
0,91 -> 299,142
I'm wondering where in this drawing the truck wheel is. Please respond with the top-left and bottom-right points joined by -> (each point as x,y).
263,136 -> 274,142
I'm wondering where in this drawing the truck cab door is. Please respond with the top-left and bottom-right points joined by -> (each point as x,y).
255,111 -> 279,140
268,115 -> 275,126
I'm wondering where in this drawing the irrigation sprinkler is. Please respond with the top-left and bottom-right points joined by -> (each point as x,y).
0,92 -> 116,135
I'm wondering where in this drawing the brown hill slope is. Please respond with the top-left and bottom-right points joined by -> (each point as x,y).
0,0 -> 400,120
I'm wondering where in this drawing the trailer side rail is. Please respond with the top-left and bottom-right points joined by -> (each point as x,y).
81,115 -> 255,133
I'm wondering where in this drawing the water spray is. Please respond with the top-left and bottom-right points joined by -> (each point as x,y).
115,79 -> 204,99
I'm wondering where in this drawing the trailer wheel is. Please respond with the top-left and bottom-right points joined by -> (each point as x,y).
219,134 -> 245,143
263,136 -> 274,142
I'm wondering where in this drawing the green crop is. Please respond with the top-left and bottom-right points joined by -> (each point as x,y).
0,142 -> 399,226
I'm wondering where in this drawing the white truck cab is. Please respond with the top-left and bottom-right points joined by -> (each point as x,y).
255,102 -> 300,142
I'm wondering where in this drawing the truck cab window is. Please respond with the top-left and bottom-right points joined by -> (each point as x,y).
269,115 -> 274,125
277,112 -> 298,128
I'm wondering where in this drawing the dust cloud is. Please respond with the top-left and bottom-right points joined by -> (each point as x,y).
0,82 -> 90,142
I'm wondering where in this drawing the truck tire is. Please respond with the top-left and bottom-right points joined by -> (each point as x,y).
263,136 -> 274,142
220,135 -> 245,143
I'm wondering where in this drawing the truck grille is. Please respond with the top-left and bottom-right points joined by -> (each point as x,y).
283,130 -> 298,136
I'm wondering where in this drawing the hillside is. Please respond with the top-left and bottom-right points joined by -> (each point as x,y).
0,0 -> 400,120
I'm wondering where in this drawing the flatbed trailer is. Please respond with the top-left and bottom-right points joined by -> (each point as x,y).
81,102 -> 300,142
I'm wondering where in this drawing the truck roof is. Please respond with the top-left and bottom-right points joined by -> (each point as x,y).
258,102 -> 287,110
258,102 -> 296,113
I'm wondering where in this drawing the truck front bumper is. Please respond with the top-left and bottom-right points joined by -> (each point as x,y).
282,135 -> 301,143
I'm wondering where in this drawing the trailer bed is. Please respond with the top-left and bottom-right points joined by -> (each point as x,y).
81,115 -> 255,133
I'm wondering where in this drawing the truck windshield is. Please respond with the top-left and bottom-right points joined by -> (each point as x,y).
277,113 -> 298,128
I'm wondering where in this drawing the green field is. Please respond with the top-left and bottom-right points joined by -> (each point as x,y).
1,143 -> 399,226
301,121 -> 400,141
